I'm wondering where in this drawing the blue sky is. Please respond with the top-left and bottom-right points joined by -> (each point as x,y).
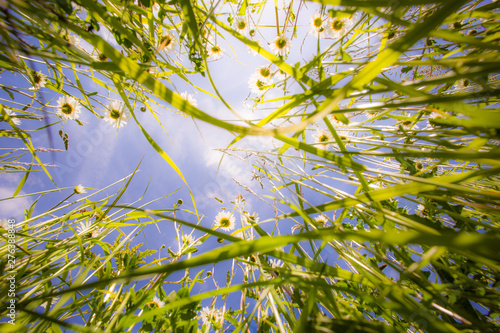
0,0 -> 354,227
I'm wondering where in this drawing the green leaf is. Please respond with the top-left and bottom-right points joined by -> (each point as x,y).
13,158 -> 33,197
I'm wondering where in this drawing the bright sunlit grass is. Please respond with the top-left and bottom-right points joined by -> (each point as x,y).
1,0 -> 499,332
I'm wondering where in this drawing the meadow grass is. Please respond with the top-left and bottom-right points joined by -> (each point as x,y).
1,0 -> 499,331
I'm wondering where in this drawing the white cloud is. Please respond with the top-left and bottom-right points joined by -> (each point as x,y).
0,186 -> 32,220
